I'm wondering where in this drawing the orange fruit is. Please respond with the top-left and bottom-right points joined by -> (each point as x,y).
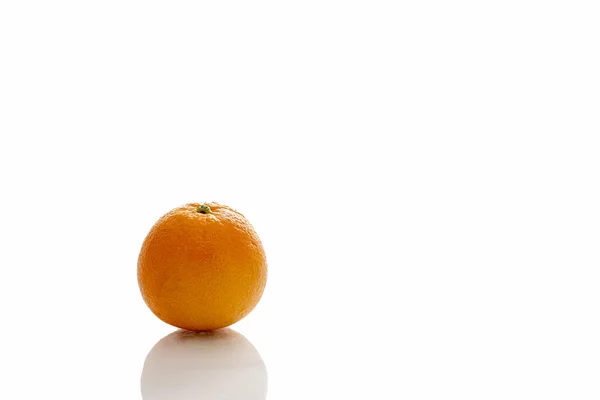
137,202 -> 267,331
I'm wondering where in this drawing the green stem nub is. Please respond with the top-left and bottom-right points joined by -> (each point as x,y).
197,204 -> 212,214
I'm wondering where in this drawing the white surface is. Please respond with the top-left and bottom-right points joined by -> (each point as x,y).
1,1 -> 600,399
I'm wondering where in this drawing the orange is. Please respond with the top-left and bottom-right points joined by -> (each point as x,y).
137,202 -> 267,331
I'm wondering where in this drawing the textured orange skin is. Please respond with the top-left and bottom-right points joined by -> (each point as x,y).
138,203 -> 267,331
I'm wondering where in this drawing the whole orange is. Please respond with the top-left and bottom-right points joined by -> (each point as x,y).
137,202 -> 267,331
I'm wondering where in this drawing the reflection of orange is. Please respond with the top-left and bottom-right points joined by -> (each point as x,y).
138,203 -> 267,331
141,328 -> 268,400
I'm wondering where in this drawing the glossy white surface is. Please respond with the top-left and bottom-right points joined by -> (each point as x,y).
1,1 -> 600,398
141,329 -> 267,400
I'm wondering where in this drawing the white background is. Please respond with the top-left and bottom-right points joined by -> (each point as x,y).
1,1 -> 599,399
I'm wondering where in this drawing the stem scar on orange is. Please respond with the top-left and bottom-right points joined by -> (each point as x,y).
137,202 -> 267,331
